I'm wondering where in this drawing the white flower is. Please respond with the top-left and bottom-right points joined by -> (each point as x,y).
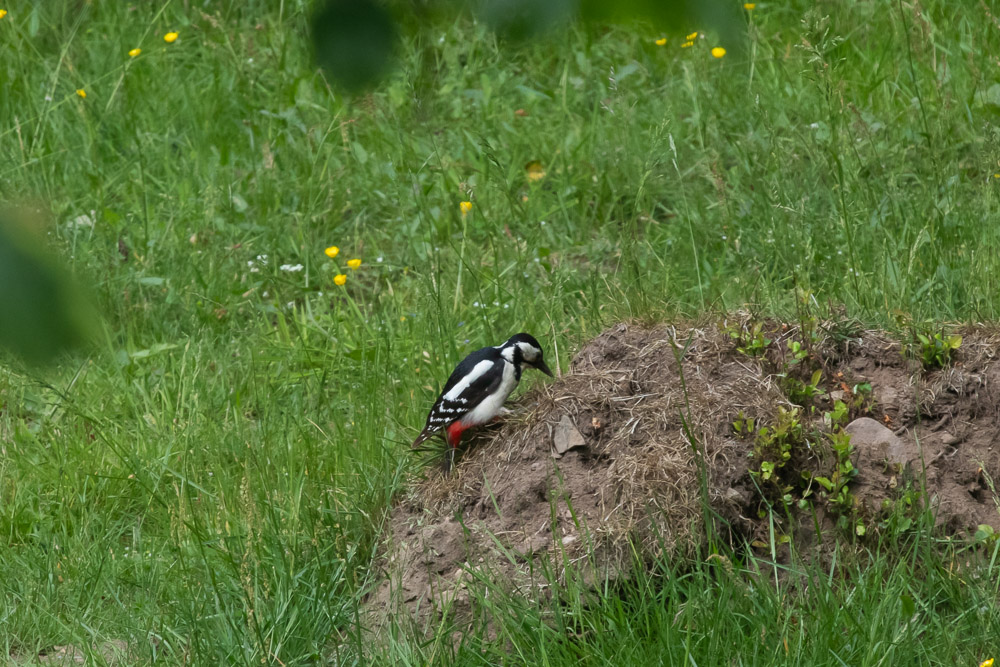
66,212 -> 95,229
279,263 -> 304,272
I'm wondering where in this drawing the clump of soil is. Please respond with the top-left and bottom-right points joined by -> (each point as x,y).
368,319 -> 1000,632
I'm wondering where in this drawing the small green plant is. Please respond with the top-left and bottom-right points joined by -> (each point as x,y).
747,406 -> 804,491
814,430 -> 856,508
880,485 -> 922,536
823,316 -> 865,344
793,288 -> 823,347
786,338 -> 809,366
732,411 -> 756,437
824,399 -> 849,429
848,381 -> 874,417
782,369 -> 823,406
730,321 -> 771,357
805,429 -> 862,534
974,524 -> 997,544
910,330 -> 962,369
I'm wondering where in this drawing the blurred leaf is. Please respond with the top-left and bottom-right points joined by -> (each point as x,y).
476,0 -> 576,40
0,211 -> 99,366
129,343 -> 179,360
900,593 -> 915,618
311,0 -> 743,91
981,83 -> 1000,113
579,0 -> 743,47
352,142 -> 369,165
975,524 -> 995,542
311,0 -> 396,92
346,347 -> 377,362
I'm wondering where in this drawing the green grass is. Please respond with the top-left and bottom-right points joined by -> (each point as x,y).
2,0 -> 1000,663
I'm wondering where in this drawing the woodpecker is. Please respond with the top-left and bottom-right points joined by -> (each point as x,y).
412,333 -> 554,472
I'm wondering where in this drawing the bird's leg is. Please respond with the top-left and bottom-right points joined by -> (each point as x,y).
491,407 -> 513,423
443,422 -> 466,474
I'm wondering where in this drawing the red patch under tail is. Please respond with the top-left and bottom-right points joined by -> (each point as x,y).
446,421 -> 466,449
442,422 -> 468,474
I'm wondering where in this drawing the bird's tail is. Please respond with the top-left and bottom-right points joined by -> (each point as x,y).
411,427 -> 434,450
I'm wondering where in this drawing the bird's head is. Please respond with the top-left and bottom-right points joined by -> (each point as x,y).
502,332 -> 553,377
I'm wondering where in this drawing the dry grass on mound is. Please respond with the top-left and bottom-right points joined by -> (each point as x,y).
368,318 -> 1000,633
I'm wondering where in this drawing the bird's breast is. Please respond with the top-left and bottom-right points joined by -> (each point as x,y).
458,360 -> 517,426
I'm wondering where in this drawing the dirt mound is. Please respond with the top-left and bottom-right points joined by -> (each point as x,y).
368,320 -> 1000,631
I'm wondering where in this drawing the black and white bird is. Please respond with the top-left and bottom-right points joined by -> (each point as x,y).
412,333 -> 553,472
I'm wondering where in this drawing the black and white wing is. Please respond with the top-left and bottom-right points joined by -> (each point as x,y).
411,347 -> 504,448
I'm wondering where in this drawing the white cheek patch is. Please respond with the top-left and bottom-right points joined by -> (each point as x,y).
517,341 -> 541,363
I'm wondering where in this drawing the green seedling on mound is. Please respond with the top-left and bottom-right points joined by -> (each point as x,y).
909,330 -> 962,369
786,338 -> 810,367
811,429 -> 861,534
738,397 -> 867,536
782,368 -> 824,407
824,399 -> 850,429
822,383 -> 874,427
880,485 -> 923,536
737,406 -> 805,504
727,320 -> 771,357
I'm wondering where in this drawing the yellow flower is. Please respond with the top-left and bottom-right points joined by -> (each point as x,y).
164,31 -> 178,43
744,2 -> 756,8
525,160 -> 546,182
711,47 -> 727,58
460,201 -> 473,217
655,37 -> 667,46
347,258 -> 361,270
686,32 -> 699,40
681,41 -> 694,48
324,246 -> 340,258
128,48 -> 141,57
76,89 -> 86,98
333,274 -> 347,286
980,660 -> 994,667
0,9 -> 7,19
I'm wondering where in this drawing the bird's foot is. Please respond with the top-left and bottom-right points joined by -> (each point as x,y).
490,407 -> 514,423
442,448 -> 456,475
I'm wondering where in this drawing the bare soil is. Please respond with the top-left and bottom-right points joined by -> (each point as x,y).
367,319 -> 1000,632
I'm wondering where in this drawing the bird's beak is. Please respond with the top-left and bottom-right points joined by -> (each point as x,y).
536,359 -> 554,377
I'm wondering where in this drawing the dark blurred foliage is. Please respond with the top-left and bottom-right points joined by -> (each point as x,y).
0,210 -> 98,367
311,0 -> 399,92
311,0 -> 743,91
